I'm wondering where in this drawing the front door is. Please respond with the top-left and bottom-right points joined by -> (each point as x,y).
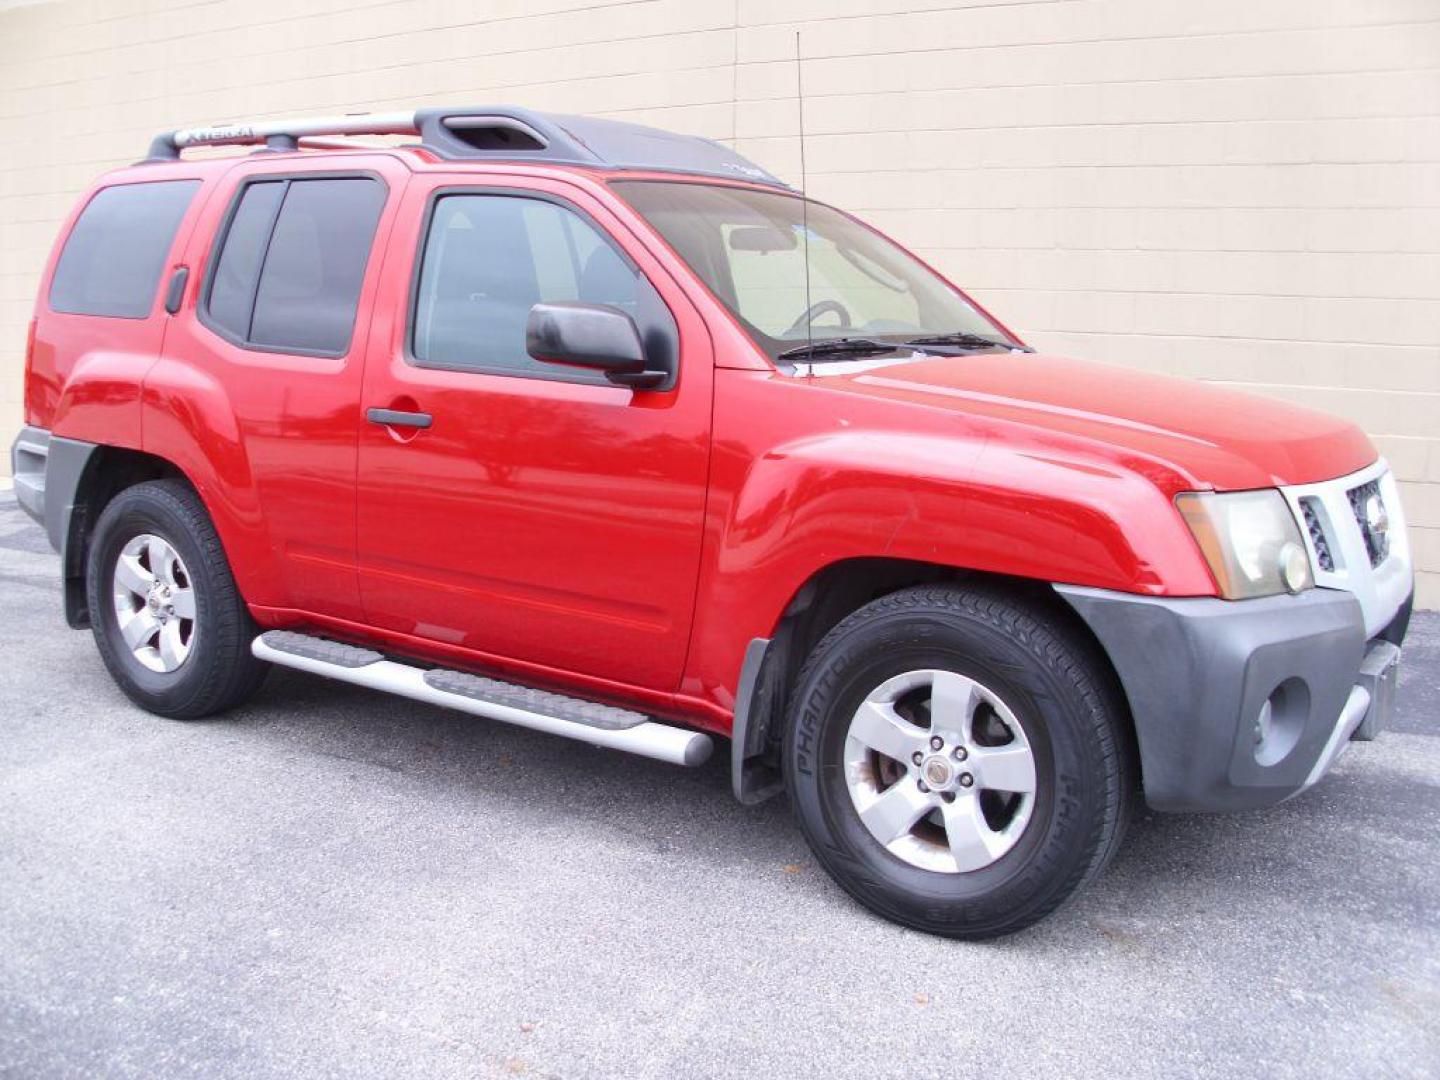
355,175 -> 713,692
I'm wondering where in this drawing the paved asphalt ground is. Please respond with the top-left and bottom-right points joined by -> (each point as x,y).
0,496 -> 1436,1080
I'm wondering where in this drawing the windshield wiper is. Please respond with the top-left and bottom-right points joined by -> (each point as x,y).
905,331 -> 1027,352
777,337 -> 909,361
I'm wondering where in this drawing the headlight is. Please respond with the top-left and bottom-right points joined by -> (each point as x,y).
1175,490 -> 1314,599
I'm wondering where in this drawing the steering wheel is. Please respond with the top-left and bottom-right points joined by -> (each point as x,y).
784,299 -> 852,337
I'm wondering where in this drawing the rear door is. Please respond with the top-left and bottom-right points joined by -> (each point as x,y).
153,155 -> 409,619
354,174 -> 714,692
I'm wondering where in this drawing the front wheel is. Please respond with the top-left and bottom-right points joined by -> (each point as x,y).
784,584 -> 1132,939
87,479 -> 268,719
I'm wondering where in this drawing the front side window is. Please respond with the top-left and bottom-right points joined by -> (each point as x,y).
411,194 -> 643,381
50,180 -> 200,319
614,181 -> 1015,361
204,176 -> 386,355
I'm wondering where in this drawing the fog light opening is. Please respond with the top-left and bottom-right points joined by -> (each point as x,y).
1254,678 -> 1309,767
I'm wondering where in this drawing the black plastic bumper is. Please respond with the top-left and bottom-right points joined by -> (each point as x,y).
11,425 -> 99,553
12,425 -> 100,628
1057,584 -> 1404,812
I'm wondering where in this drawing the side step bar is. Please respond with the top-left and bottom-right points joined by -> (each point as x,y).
252,631 -> 713,767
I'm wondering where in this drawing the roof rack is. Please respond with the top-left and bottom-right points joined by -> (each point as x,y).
142,106 -> 789,188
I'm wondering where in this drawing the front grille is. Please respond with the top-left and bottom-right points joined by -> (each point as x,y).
1299,497 -> 1334,572
1283,464 -> 1409,639
1347,480 -> 1390,567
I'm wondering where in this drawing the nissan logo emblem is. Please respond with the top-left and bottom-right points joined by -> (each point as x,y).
1364,493 -> 1389,537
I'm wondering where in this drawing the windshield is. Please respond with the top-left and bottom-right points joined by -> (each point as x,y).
614,181 -> 1016,362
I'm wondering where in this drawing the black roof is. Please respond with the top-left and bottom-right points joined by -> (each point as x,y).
144,105 -> 790,189
417,107 -> 789,187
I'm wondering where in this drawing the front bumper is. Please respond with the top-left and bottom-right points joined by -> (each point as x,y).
1057,584 -> 1410,812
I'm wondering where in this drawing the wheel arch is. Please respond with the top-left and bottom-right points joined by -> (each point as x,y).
58,445 -> 194,628
732,556 -> 1138,804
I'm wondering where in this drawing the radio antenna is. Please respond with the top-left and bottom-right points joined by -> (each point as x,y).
795,30 -> 814,374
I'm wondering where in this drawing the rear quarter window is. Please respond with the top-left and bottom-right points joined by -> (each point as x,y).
49,180 -> 200,319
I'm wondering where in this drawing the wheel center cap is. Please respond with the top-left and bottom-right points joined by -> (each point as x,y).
922,756 -> 954,788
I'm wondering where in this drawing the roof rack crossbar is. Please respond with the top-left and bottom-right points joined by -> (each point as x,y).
142,105 -> 790,188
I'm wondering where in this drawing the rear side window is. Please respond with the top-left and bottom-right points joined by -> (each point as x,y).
208,181 -> 284,339
203,176 -> 386,355
49,180 -> 199,318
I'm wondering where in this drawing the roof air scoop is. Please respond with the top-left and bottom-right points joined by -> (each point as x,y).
439,115 -> 548,152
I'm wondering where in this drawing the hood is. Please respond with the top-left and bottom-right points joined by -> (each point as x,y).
816,351 -> 1376,492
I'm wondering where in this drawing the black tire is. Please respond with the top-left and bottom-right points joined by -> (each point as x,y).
86,479 -> 269,719
784,584 -> 1132,939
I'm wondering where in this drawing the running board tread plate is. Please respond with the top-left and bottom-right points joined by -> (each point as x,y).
253,632 -> 711,767
261,630 -> 384,668
423,669 -> 645,730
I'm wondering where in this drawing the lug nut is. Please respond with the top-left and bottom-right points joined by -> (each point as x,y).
917,780 -> 930,793
941,791 -> 956,803
958,773 -> 974,788
929,736 -> 944,751
952,746 -> 968,762
912,751 -> 924,765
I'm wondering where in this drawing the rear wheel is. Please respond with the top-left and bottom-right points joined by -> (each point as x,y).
87,480 -> 268,719
784,584 -> 1131,939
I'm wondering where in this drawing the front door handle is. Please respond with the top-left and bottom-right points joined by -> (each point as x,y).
367,407 -> 432,429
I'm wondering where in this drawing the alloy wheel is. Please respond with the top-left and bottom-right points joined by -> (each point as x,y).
111,532 -> 197,674
843,669 -> 1037,873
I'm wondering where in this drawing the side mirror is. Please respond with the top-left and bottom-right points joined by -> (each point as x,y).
526,302 -> 667,389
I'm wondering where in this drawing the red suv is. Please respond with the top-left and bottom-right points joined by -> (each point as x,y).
12,107 -> 1414,937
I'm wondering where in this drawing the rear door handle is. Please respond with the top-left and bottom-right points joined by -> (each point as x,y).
164,266 -> 189,314
366,407 -> 432,429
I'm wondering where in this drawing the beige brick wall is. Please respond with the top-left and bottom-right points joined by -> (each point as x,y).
1,0 -> 1436,606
